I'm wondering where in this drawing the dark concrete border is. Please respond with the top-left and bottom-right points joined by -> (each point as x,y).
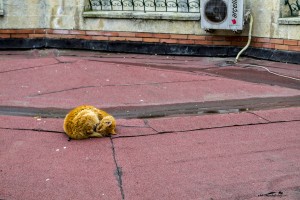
0,38 -> 300,64
1,96 -> 300,119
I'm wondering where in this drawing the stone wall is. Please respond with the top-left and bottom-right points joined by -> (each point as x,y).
0,0 -> 299,54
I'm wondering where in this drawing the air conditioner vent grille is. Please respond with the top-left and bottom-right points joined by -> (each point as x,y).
204,0 -> 227,23
201,0 -> 244,31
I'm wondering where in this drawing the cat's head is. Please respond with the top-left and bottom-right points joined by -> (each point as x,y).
96,116 -> 116,136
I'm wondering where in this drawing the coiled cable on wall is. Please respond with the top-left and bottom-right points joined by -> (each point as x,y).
235,12 -> 253,63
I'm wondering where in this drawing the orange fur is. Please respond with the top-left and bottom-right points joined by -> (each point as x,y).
63,105 -> 116,140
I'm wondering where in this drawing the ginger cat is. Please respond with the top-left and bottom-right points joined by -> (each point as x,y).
63,105 -> 116,140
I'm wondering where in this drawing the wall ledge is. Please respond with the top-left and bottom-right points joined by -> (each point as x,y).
278,17 -> 300,25
83,11 -> 200,21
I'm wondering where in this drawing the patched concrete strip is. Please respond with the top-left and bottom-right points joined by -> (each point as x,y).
1,96 -> 300,119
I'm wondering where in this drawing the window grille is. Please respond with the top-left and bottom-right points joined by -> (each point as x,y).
0,0 -> 3,16
279,0 -> 300,25
86,0 -> 200,13
284,0 -> 300,17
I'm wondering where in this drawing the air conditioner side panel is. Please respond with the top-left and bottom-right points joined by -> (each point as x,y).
227,0 -> 244,30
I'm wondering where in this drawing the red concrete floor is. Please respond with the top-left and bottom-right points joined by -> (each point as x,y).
0,50 -> 300,200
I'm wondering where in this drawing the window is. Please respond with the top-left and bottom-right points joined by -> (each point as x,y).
0,0 -> 3,16
279,0 -> 300,24
83,0 -> 201,20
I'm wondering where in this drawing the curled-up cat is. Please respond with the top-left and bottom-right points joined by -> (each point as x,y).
63,105 -> 116,140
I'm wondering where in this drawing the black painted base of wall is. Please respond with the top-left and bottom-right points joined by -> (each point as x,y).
1,38 -> 300,64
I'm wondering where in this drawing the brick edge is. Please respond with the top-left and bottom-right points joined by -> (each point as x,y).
0,29 -> 299,64
1,29 -> 300,52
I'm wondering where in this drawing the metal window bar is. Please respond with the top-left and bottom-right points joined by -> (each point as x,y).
87,0 -> 200,13
285,0 -> 300,16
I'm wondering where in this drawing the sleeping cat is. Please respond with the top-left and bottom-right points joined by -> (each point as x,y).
63,105 -> 116,140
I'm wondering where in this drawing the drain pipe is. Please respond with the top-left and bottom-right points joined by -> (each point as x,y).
235,12 -> 254,63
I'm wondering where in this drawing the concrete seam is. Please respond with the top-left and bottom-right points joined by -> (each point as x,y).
28,86 -> 96,97
53,57 -> 78,64
142,119 -> 160,132
112,119 -> 300,139
27,80 -> 209,97
118,124 -> 148,128
1,99 -> 300,119
0,127 -> 64,134
84,58 -> 206,75
0,62 -> 60,74
248,111 -> 271,123
110,138 -> 125,200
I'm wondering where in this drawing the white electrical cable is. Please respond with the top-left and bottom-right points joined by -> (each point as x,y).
239,64 -> 300,81
235,13 -> 253,63
233,12 -> 300,82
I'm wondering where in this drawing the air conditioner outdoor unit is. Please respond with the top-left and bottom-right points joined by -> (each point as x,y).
201,0 -> 244,31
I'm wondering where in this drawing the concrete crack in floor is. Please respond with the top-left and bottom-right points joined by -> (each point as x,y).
89,58 -> 300,90
0,127 -> 64,134
112,119 -> 300,139
0,62 -> 61,74
85,58 -> 211,74
53,57 -> 78,64
118,124 -> 148,128
142,118 -> 160,133
2,119 -> 299,140
28,80 -> 208,97
248,111 -> 271,122
153,119 -> 300,135
110,138 -> 125,200
104,80 -> 209,87
28,86 -> 96,97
